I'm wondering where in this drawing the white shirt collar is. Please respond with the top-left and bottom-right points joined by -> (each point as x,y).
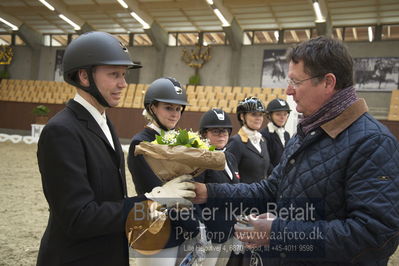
268,122 -> 286,146
267,122 -> 278,133
74,93 -> 107,126
147,123 -> 162,134
242,126 -> 262,141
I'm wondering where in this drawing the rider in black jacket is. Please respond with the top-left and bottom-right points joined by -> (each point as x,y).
227,97 -> 273,184
127,77 -> 199,265
196,108 -> 240,265
260,98 -> 291,167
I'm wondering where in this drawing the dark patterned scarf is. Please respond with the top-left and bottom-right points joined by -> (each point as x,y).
299,86 -> 358,135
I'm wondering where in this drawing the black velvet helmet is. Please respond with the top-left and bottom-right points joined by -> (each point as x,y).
199,108 -> 232,135
144,77 -> 188,108
144,77 -> 188,130
266,98 -> 291,113
63,31 -> 141,107
236,97 -> 266,125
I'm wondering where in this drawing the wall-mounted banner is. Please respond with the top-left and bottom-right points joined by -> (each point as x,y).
354,57 -> 399,91
261,49 -> 288,89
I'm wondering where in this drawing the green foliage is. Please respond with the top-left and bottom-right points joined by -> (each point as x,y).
0,69 -> 10,79
152,129 -> 216,150
188,74 -> 201,85
33,105 -> 50,116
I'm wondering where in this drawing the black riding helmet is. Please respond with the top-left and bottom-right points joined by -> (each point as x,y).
236,97 -> 266,126
266,98 -> 291,113
63,31 -> 141,107
266,98 -> 291,127
199,109 -> 233,136
144,77 -> 188,131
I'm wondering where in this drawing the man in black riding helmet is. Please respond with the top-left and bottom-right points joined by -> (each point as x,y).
37,32 -> 196,266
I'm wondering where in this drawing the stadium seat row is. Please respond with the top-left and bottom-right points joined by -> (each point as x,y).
0,79 -> 287,114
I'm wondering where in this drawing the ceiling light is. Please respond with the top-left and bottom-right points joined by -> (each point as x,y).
117,0 -> 129,9
312,1 -> 326,23
38,0 -> 55,11
0,17 -> 18,31
213,8 -> 230,27
130,12 -> 150,29
206,0 -> 214,4
59,14 -> 81,30
274,30 -> 279,41
368,26 -> 373,42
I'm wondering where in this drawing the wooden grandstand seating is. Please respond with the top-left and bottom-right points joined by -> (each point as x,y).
127,84 -> 136,96
208,99 -> 218,109
195,85 -> 205,93
132,96 -> 143,109
232,86 -> 242,94
225,93 -> 235,101
219,99 -> 229,110
186,98 -> 198,111
189,98 -> 200,112
222,86 -> 232,94
242,87 -> 252,95
197,98 -> 208,108
122,85 -> 135,108
204,86 -> 214,95
196,91 -> 207,100
0,80 -> 288,115
273,88 -> 284,97
212,86 -> 222,94
122,97 -> 133,108
268,94 -> 277,101
134,84 -> 146,97
186,85 -> 195,94
252,87 -> 262,95
215,92 -> 224,100
390,90 -> 399,106
235,92 -> 246,101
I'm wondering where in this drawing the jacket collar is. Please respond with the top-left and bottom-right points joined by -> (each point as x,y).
238,127 -> 263,143
238,127 -> 249,143
237,127 -> 267,157
320,98 -> 368,139
67,99 -> 120,154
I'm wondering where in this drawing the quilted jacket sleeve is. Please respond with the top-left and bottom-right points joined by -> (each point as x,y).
270,133 -> 399,262
206,164 -> 280,212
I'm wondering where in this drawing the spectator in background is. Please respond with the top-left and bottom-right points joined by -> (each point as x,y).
260,98 -> 291,167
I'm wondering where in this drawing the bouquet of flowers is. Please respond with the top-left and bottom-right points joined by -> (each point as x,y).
128,129 -> 222,255
134,129 -> 225,182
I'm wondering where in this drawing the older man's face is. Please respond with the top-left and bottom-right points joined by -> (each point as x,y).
286,61 -> 332,117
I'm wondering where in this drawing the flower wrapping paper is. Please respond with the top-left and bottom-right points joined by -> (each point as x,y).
134,141 -> 225,182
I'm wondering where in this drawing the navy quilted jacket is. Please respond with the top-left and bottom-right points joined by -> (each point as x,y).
206,99 -> 399,265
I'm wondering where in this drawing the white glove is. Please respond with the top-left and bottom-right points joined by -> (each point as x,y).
145,174 -> 196,208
